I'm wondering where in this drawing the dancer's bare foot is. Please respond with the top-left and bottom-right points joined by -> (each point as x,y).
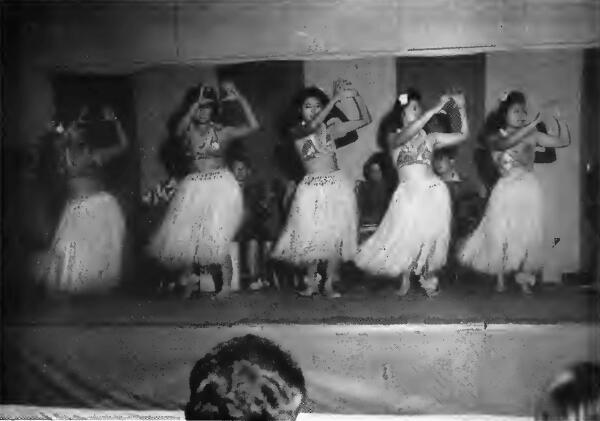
395,274 -> 410,297
515,272 -> 535,295
520,283 -> 533,295
324,289 -> 342,299
212,287 -> 232,300
298,272 -> 320,297
297,286 -> 317,297
181,283 -> 197,300
323,274 -> 342,299
249,278 -> 266,291
420,276 -> 440,298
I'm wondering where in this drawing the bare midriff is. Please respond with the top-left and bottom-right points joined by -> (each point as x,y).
67,176 -> 103,197
303,153 -> 339,175
190,156 -> 225,173
397,163 -> 437,182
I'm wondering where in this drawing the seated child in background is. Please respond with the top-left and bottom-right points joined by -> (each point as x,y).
534,361 -> 600,421
356,152 -> 394,240
231,153 -> 288,291
186,334 -> 306,420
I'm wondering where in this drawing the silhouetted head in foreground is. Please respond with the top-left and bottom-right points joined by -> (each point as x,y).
534,361 -> 600,421
185,334 -> 306,420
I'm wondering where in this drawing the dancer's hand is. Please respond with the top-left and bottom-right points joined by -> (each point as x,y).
452,93 -> 466,108
333,78 -> 357,100
530,112 -> 542,127
221,81 -> 241,100
436,95 -> 452,112
101,105 -> 117,121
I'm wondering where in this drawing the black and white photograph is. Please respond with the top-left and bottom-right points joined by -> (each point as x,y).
1,1 -> 599,420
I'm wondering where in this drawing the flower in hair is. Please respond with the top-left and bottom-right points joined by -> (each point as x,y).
55,123 -> 65,134
500,91 -> 509,102
398,93 -> 409,106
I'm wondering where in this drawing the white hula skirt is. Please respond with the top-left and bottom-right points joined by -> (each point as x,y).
355,175 -> 451,277
36,191 -> 125,294
458,168 -> 544,274
271,170 -> 358,265
148,169 -> 243,268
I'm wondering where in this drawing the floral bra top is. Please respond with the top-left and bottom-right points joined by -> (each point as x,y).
492,129 -> 535,175
297,123 -> 337,162
186,123 -> 223,160
391,129 -> 433,170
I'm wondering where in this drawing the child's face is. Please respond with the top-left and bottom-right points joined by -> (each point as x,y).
194,104 -> 213,124
301,97 -> 323,123
402,100 -> 423,126
232,160 -> 249,182
505,102 -> 528,128
433,155 -> 453,175
367,163 -> 383,182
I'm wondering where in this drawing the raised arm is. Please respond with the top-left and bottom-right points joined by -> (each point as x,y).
93,106 -> 129,164
387,96 -> 449,149
175,93 -> 201,138
431,94 -> 470,149
535,117 -> 571,148
219,82 -> 260,142
327,91 -> 373,141
487,113 -> 541,151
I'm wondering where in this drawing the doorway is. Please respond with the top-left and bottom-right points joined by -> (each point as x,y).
216,60 -> 305,181
580,48 -> 600,286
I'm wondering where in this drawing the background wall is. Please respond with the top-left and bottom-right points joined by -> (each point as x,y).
11,0 -> 599,68
304,58 -> 397,181
485,49 -> 583,281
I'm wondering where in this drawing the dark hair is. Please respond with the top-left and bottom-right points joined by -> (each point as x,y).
376,88 -> 422,152
433,146 -> 459,162
484,90 -> 527,135
535,361 -> 600,420
186,334 -> 306,420
390,88 -> 422,130
226,140 -> 252,171
282,86 -> 330,136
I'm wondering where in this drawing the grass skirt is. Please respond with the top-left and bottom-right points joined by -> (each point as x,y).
35,191 -> 125,294
458,168 -> 544,274
355,175 -> 451,277
271,170 -> 358,265
148,169 -> 243,268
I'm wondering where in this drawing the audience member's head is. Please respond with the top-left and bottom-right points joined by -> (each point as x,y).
362,153 -> 385,183
185,334 -> 306,420
433,147 -> 459,178
230,154 -> 252,184
534,361 -> 600,421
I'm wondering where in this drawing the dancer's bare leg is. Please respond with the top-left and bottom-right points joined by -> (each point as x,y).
210,263 -> 230,299
247,240 -> 265,290
395,272 -> 411,297
323,259 -> 342,298
225,242 -> 240,292
178,266 -> 202,299
495,272 -> 506,293
262,241 -> 278,289
419,274 -> 440,298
